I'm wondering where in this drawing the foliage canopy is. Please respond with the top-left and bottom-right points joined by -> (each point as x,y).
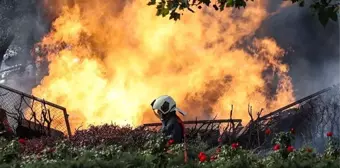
147,0 -> 339,26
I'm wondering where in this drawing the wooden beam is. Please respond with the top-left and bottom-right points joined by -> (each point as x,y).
236,83 -> 340,138
258,83 -> 340,121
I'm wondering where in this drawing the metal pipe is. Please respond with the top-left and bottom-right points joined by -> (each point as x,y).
0,64 -> 23,74
0,35 -> 14,70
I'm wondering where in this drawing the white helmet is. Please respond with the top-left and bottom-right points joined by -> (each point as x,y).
150,95 -> 187,119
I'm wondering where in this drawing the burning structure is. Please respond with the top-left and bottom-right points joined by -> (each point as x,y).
0,0 -> 338,144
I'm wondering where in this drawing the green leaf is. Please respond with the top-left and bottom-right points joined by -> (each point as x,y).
298,0 -> 304,7
318,9 -> 329,27
180,0 -> 189,8
235,0 -> 246,8
167,0 -> 179,11
179,2 -> 188,10
213,4 -> 219,10
162,9 -> 170,17
155,1 -> 170,17
219,0 -> 227,11
157,7 -> 170,17
321,0 -> 328,5
200,0 -> 211,6
147,0 -> 156,6
310,2 -> 321,12
328,7 -> 338,22
226,0 -> 234,7
182,0 -> 189,7
156,1 -> 165,11
179,4 -> 185,9
169,12 -> 181,21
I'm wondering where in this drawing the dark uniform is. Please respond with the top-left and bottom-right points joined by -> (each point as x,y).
161,111 -> 185,144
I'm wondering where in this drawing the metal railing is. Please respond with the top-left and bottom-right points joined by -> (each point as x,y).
0,84 -> 71,137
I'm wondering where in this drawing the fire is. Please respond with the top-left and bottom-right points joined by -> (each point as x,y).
32,0 -> 295,132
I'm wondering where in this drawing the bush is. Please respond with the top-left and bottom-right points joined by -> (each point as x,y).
0,124 -> 339,168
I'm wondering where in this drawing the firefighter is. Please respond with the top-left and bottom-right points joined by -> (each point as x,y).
150,95 -> 187,144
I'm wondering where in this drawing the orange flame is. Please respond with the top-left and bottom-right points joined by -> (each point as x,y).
32,0 -> 295,132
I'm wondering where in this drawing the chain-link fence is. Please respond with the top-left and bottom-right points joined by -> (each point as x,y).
0,84 -> 71,137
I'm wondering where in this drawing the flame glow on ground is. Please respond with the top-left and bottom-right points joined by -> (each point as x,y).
33,0 -> 295,132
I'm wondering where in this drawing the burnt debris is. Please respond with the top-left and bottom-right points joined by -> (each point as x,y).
143,83 -> 340,149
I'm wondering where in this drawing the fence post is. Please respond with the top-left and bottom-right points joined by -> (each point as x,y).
62,109 -> 72,138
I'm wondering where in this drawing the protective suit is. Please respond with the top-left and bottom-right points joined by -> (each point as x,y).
160,111 -> 184,143
151,95 -> 186,143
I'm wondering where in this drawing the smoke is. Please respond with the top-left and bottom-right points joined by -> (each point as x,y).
256,0 -> 340,98
0,0 -> 50,93
255,2 -> 339,151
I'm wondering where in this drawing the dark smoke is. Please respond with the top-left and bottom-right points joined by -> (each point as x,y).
256,2 -> 339,151
0,0 -> 50,93
256,0 -> 340,99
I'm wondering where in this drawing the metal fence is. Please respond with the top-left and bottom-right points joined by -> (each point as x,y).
0,84 -> 71,137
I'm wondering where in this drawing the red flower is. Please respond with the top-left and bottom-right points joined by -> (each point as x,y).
199,155 -> 207,162
265,128 -> 271,135
326,132 -> 333,137
290,128 -> 295,134
198,152 -> 207,162
287,146 -> 294,152
231,142 -> 239,149
273,144 -> 280,151
167,139 -> 175,146
198,152 -> 205,157
18,138 -> 26,145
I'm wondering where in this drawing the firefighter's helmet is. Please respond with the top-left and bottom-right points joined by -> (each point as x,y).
151,95 -> 187,119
